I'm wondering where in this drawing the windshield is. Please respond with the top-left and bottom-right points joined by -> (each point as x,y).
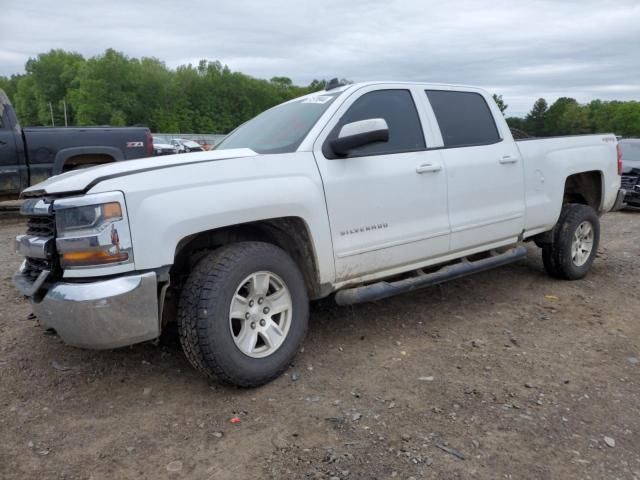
216,93 -> 340,154
153,135 -> 169,144
620,141 -> 640,164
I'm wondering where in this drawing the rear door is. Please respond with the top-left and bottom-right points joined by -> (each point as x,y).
313,85 -> 450,281
425,89 -> 525,252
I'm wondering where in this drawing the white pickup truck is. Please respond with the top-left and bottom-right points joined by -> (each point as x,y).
14,81 -> 625,387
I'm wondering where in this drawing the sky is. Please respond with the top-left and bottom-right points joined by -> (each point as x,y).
1,0 -> 639,117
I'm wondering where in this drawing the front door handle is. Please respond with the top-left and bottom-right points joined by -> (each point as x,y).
416,163 -> 442,174
499,155 -> 518,164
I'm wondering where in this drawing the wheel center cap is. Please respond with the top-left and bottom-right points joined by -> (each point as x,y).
249,306 -> 261,320
248,298 -> 270,322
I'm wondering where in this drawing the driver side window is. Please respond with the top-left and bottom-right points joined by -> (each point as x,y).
326,89 -> 426,158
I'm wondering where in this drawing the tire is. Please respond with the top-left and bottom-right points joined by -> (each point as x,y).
177,242 -> 309,387
541,203 -> 600,280
541,245 -> 562,278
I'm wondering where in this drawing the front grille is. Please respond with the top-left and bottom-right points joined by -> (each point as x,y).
20,202 -> 57,280
26,216 -> 55,236
23,257 -> 51,280
621,175 -> 638,191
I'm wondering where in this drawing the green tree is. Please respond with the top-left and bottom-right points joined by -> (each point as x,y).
587,99 -> 639,135
19,49 -> 85,125
270,76 -> 293,87
307,79 -> 327,92
14,76 -> 40,125
0,74 -> 21,102
506,116 -> 528,135
543,97 -> 579,136
557,102 -> 590,134
8,47 -> 639,137
68,49 -> 140,125
524,98 -> 548,136
492,94 -> 508,114
609,102 -> 640,137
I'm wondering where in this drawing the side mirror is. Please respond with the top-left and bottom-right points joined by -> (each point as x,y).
330,118 -> 389,156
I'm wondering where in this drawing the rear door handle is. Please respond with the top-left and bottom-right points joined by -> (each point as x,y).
499,155 -> 518,164
416,163 -> 442,174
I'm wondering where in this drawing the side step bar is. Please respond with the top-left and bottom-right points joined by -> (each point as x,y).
335,246 -> 527,305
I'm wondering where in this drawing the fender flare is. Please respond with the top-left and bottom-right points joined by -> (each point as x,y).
53,146 -> 124,174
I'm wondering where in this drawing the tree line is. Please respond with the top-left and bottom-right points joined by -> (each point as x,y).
1,49 -> 639,137
0,49 -> 331,133
495,95 -> 640,138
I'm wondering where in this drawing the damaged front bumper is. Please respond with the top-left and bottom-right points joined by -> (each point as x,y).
14,267 -> 160,349
612,188 -> 628,211
623,187 -> 640,207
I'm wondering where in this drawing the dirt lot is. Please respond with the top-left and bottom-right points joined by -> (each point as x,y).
1,212 -> 639,480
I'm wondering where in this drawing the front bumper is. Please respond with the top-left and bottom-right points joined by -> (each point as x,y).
623,187 -> 640,207
612,188 -> 627,211
14,270 -> 160,349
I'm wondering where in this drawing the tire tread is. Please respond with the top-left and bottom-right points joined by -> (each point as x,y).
177,242 -> 307,387
541,203 -> 599,280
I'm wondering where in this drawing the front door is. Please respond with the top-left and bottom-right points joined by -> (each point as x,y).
314,86 -> 450,281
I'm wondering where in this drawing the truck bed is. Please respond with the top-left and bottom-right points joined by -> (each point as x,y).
515,133 -> 619,237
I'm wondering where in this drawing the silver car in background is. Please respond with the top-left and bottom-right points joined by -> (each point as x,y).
171,138 -> 205,153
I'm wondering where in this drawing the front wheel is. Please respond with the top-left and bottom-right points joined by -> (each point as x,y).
542,203 -> 600,280
177,242 -> 309,387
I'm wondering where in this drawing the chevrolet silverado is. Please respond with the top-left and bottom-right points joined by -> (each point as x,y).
13,81 -> 625,387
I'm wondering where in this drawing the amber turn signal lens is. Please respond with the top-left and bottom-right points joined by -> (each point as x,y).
61,250 -> 128,267
102,202 -> 122,220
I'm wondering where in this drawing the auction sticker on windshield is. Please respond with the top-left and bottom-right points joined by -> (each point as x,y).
302,96 -> 335,104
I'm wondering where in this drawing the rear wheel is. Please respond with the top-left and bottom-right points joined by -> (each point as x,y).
177,242 -> 309,387
541,203 -> 600,280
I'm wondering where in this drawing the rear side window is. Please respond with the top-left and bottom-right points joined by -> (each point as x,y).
326,89 -> 425,157
426,90 -> 501,148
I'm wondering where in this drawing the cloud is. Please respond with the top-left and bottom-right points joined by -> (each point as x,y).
1,0 -> 639,116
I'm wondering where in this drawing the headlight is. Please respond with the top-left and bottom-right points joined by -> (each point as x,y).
54,192 -> 133,269
56,202 -> 122,232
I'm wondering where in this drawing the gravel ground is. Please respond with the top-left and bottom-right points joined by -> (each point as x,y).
0,212 -> 639,480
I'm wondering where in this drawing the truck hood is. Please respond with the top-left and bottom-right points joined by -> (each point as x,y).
23,148 -> 258,196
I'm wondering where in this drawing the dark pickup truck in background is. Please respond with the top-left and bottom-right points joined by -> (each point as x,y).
620,138 -> 640,207
0,90 -> 153,199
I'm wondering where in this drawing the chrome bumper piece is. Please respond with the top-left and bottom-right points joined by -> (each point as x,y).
14,261 -> 50,296
15,271 -> 160,349
612,188 -> 626,212
15,234 -> 53,259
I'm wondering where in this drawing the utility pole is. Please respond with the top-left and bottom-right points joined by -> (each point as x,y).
63,100 -> 68,127
48,102 -> 55,127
